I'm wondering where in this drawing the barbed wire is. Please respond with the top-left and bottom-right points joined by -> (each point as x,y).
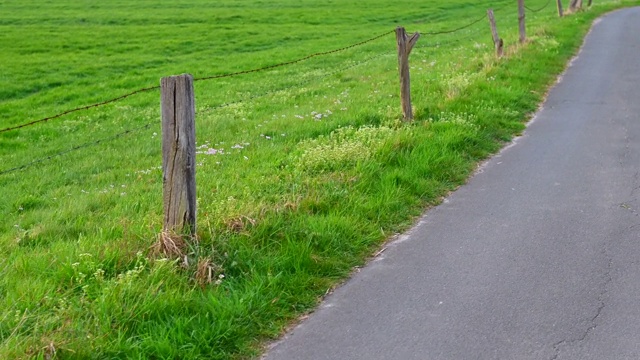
198,51 -> 394,117
414,29 -> 483,50
0,122 -> 155,176
525,0 -> 552,13
193,30 -> 394,82
0,0 -> 554,138
416,1 -> 513,36
1,50 -> 395,176
0,86 -> 159,134
421,13 -> 488,36
0,0 -> 556,177
0,30 -> 394,135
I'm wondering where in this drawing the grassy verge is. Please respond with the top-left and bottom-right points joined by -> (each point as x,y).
1,0 -> 638,358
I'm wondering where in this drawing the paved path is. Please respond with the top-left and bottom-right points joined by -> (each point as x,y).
264,8 -> 640,360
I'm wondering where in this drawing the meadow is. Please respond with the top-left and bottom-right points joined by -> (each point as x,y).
1,0 -> 637,358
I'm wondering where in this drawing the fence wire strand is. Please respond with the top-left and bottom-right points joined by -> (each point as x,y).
0,86 -> 159,134
193,30 -> 394,82
198,51 -> 394,116
421,13 -> 488,35
525,0 -> 552,13
1,30 -> 393,135
417,1 -> 512,36
2,50 -> 395,176
414,29 -> 482,49
0,122 -> 155,176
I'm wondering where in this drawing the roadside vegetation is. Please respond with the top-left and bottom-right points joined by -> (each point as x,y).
1,0 -> 638,358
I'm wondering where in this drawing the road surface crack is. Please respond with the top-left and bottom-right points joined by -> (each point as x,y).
549,250 -> 613,359
631,171 -> 640,197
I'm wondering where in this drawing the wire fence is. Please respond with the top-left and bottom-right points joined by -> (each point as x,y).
0,30 -> 395,136
0,0 -> 559,176
415,1 -> 548,50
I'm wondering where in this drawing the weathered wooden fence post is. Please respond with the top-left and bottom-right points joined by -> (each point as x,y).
518,0 -> 526,43
569,0 -> 582,11
487,9 -> 504,58
557,0 -> 564,17
395,26 -> 420,121
161,74 -> 196,236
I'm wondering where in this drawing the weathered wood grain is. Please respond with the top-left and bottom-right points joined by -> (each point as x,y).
395,27 -> 420,121
518,0 -> 527,43
557,0 -> 564,17
487,9 -> 504,58
161,74 -> 196,235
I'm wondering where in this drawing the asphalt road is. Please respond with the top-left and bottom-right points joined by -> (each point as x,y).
264,7 -> 640,360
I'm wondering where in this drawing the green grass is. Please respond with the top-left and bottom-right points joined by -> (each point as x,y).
1,0 -> 638,358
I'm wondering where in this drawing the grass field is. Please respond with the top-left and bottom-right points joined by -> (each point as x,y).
1,0 -> 638,358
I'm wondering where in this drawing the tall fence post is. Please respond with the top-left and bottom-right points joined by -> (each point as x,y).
518,0 -> 527,43
487,9 -> 504,58
395,27 -> 420,121
557,0 -> 564,17
161,74 -> 197,236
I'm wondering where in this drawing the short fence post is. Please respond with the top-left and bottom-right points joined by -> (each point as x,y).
569,0 -> 581,11
557,0 -> 564,17
518,0 -> 526,43
161,74 -> 197,236
395,26 -> 420,121
588,0 -> 592,6
487,9 -> 504,58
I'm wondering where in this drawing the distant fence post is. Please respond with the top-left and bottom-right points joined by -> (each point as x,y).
588,0 -> 592,6
161,74 -> 196,236
569,0 -> 582,11
487,9 -> 504,58
395,27 -> 420,121
557,0 -> 564,17
518,0 -> 526,43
